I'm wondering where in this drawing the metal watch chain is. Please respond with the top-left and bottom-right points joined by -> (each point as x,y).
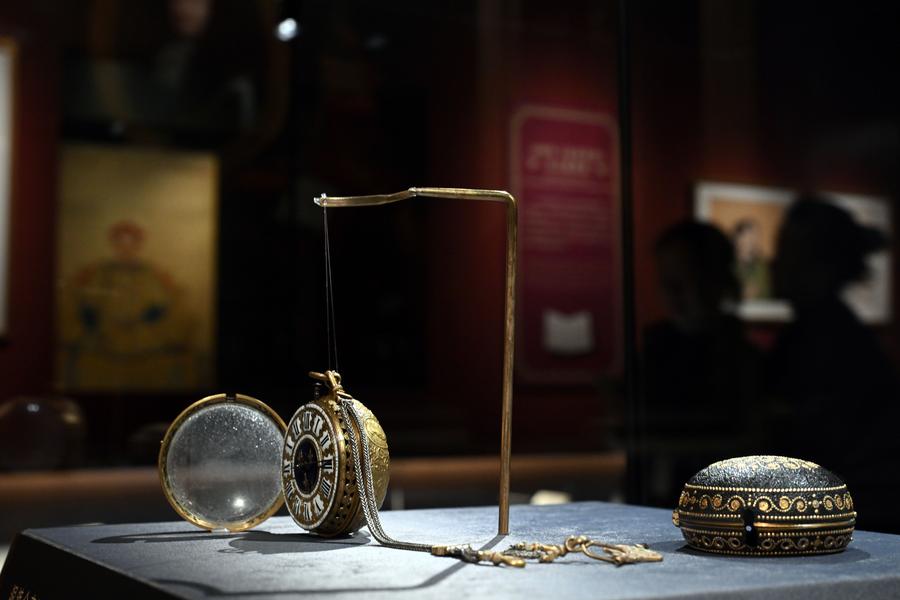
342,394 -> 432,553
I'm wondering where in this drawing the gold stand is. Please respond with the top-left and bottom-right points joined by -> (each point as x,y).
315,187 -> 517,535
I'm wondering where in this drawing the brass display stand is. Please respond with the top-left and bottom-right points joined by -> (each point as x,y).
316,187 -> 517,535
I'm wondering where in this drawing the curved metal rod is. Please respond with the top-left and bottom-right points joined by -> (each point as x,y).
315,187 -> 514,207
315,187 -> 517,536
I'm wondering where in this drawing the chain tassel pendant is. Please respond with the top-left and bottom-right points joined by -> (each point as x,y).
432,535 -> 662,568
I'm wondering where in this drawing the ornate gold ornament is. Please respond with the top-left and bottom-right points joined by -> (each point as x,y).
673,455 -> 856,556
432,535 -> 663,567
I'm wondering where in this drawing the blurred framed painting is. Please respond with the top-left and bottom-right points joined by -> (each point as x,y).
56,144 -> 217,391
827,191 -> 893,324
695,182 -> 892,323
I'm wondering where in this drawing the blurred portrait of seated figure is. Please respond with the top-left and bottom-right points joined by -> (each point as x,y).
59,221 -> 198,390
641,222 -> 763,506
768,197 -> 899,532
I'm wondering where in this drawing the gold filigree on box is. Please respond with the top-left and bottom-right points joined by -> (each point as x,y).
672,455 -> 856,556
711,456 -> 821,472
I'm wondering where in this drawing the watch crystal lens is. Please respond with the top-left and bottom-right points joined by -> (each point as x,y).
166,402 -> 283,528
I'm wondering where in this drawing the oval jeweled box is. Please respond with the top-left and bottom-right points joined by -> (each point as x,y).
672,455 -> 855,556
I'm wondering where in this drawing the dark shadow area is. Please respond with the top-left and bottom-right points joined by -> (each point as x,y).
669,543 -> 872,565
91,529 -> 370,555
152,534 -> 506,597
93,530 -> 247,544
225,530 -> 369,555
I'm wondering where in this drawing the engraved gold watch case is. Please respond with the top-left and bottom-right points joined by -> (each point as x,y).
282,371 -> 390,537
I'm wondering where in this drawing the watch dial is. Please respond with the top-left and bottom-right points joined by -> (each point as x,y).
282,402 -> 339,529
293,439 -> 319,494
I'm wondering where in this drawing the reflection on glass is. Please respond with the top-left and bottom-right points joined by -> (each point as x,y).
165,403 -> 283,529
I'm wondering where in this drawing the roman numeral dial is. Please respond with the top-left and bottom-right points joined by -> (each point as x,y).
282,402 -> 341,531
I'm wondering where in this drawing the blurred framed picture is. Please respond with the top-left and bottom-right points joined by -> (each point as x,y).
828,192 -> 893,324
56,144 -> 218,391
695,182 -> 792,321
0,38 -> 16,338
695,182 -> 892,323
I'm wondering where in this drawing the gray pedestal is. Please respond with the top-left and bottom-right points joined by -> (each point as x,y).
2,502 -> 899,599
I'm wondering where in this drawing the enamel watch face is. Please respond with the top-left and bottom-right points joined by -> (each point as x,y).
282,402 -> 340,529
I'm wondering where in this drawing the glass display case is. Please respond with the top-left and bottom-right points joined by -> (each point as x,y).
0,1 -> 897,557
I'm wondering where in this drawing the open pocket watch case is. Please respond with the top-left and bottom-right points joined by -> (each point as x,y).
158,393 -> 287,532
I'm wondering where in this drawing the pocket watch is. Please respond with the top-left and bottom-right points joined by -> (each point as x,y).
281,370 -> 390,536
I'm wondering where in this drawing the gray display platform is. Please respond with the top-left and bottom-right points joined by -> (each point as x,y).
2,501 -> 900,599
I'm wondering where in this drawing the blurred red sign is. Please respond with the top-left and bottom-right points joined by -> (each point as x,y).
510,105 -> 620,383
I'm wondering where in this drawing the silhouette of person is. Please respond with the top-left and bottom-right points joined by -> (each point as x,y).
641,221 -> 763,506
768,196 -> 899,532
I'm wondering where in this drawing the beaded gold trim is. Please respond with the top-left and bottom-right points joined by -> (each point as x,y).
678,518 -> 856,531
681,529 -> 852,555
754,519 -> 856,530
678,489 -> 854,515
684,548 -> 848,557
677,510 -> 857,522
684,483 -> 846,493
681,526 -> 855,537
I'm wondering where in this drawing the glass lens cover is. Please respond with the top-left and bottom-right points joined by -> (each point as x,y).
159,393 -> 286,531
